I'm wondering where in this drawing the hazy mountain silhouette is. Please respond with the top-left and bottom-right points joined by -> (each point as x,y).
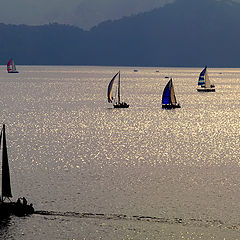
1,0 -> 240,67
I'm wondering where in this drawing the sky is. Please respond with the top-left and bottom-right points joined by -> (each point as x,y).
1,0 -> 240,30
0,0 -> 173,29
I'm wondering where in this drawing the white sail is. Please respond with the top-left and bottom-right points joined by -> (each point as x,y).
170,80 -> 177,105
204,68 -> 211,88
107,72 -> 119,103
12,60 -> 16,71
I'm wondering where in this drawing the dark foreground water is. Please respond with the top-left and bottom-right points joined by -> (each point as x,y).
0,66 -> 240,239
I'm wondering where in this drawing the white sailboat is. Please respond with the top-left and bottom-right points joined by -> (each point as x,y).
107,71 -> 129,108
197,66 -> 215,92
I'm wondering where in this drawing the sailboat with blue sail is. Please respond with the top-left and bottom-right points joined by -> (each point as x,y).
197,66 -> 215,92
162,78 -> 181,109
107,71 -> 129,108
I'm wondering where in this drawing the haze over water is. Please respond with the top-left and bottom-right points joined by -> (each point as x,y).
0,66 -> 240,239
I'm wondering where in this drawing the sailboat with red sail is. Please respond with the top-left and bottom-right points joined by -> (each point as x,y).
7,58 -> 19,73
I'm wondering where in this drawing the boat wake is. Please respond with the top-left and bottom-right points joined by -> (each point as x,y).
34,210 -> 239,231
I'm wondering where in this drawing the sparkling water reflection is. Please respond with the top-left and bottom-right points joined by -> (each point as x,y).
0,66 -> 240,239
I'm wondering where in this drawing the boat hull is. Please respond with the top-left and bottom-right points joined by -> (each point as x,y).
162,104 -> 181,109
197,88 -> 215,92
8,71 -> 19,73
0,202 -> 34,217
113,102 -> 129,108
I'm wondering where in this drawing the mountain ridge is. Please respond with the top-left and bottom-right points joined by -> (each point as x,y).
1,0 -> 240,67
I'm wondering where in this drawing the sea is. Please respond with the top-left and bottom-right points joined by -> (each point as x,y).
0,65 -> 240,240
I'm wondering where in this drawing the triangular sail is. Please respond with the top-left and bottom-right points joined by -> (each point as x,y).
204,68 -> 210,88
198,66 -> 211,88
12,60 -> 16,71
7,58 -> 17,72
170,79 -> 177,105
162,79 -> 171,105
107,72 -> 119,103
1,124 -> 12,200
7,59 -> 12,72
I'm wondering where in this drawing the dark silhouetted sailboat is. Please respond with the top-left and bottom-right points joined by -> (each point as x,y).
197,66 -> 215,92
0,124 -> 34,217
7,58 -> 19,73
107,71 -> 129,108
162,78 -> 181,109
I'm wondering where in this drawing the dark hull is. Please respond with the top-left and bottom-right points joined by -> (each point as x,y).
162,104 -> 181,109
7,71 -> 19,73
113,103 -> 129,108
0,202 -> 34,217
197,88 -> 215,92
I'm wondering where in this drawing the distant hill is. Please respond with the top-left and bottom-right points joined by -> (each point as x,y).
1,0 -> 240,67
0,23 -> 87,65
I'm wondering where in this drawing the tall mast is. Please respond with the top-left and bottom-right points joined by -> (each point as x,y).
0,129 -> 2,202
1,124 -> 12,201
118,71 -> 121,104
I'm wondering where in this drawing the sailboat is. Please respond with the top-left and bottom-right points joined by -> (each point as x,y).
162,78 -> 181,109
0,124 -> 34,217
107,71 -> 129,108
197,66 -> 215,92
7,58 -> 19,73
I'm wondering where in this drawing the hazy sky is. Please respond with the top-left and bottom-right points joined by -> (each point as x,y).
1,0 -> 240,29
0,0 -> 173,29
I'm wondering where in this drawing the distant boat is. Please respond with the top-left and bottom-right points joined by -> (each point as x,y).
197,66 -> 215,92
107,71 -> 129,108
0,124 -> 34,217
7,58 -> 19,73
162,78 -> 181,109
133,69 -> 138,72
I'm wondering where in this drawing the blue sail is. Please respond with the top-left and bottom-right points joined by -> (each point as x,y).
198,66 -> 207,86
162,79 -> 172,105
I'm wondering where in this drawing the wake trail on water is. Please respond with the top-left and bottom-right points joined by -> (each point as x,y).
34,210 -> 240,231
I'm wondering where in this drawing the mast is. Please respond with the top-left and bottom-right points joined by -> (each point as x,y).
1,124 -> 12,201
118,71 -> 121,104
0,130 -> 2,202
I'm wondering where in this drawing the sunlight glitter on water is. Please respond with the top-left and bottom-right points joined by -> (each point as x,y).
1,66 -> 240,239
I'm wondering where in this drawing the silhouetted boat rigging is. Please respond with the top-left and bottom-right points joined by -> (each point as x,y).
0,124 -> 34,217
7,58 -> 19,73
197,66 -> 215,92
162,78 -> 181,109
107,71 -> 129,108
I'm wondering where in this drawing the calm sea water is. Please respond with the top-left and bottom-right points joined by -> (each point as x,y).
0,65 -> 240,239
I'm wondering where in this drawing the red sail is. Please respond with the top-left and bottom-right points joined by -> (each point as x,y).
7,59 -> 12,72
